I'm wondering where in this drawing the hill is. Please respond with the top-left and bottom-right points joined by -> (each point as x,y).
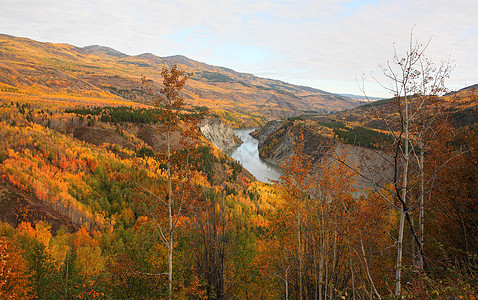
253,85 -> 478,180
339,93 -> 383,101
0,34 -> 359,126
0,179 -> 78,232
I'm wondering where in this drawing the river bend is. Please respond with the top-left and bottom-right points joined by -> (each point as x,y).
226,128 -> 281,183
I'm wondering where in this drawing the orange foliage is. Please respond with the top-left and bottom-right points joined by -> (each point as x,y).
18,221 -> 52,248
0,236 -> 32,299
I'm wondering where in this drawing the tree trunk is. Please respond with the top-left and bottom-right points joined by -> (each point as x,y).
395,204 -> 406,295
395,94 -> 409,297
330,218 -> 337,300
167,129 -> 173,300
318,203 -> 325,300
297,197 -> 303,300
418,143 -> 425,268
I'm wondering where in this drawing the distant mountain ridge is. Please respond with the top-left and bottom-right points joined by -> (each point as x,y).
82,45 -> 127,58
339,93 -> 383,101
0,34 -> 360,124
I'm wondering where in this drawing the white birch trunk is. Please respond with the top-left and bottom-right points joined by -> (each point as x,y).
395,94 -> 409,296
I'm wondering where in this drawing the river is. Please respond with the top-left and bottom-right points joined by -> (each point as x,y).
226,128 -> 281,183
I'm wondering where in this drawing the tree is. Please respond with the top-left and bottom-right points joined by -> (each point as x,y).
190,191 -> 228,299
0,236 -> 31,299
141,65 -> 206,299
277,138 -> 313,300
275,136 -> 360,299
356,31 -> 452,296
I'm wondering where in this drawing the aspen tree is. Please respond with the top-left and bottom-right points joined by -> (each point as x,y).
357,31 -> 452,295
141,65 -> 205,299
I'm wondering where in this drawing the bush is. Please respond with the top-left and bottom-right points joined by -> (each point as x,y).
136,146 -> 155,158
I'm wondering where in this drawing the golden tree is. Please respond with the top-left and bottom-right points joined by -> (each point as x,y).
141,65 -> 206,299
0,236 -> 32,299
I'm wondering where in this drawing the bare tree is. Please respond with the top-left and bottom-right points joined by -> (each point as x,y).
378,35 -> 452,296
337,30 -> 453,296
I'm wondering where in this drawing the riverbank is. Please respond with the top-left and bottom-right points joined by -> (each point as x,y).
226,128 -> 281,183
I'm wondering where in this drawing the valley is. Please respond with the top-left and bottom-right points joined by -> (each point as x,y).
0,33 -> 477,299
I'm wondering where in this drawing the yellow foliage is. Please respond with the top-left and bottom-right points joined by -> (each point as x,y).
76,245 -> 105,276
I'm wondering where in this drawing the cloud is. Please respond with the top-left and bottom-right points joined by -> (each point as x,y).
1,0 -> 476,96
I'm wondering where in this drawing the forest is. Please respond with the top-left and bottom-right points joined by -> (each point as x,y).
0,43 -> 477,300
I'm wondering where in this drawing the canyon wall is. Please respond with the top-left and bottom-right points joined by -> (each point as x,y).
199,118 -> 242,151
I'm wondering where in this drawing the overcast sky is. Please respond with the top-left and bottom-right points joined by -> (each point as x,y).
1,0 -> 477,97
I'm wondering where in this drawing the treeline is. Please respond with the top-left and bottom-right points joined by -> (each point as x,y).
274,118 -> 394,151
65,106 -> 158,124
65,105 -> 210,125
318,121 -> 393,149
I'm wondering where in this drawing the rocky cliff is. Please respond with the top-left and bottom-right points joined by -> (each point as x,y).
199,118 -> 242,151
253,119 -> 392,191
252,119 -> 334,166
250,120 -> 282,149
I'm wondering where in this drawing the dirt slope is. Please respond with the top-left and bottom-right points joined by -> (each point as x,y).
0,180 -> 77,232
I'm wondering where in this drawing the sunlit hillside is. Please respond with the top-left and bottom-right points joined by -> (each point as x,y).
0,31 -> 477,299
0,34 -> 359,127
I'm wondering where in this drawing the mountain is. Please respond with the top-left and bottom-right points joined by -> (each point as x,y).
339,93 -> 383,101
82,45 -> 127,58
444,83 -> 478,97
0,34 -> 359,126
458,83 -> 478,92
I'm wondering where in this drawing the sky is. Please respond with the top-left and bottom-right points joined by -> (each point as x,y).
1,0 -> 477,97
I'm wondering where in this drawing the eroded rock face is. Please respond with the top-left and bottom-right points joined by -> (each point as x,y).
251,120 -> 292,166
137,125 -> 181,153
254,119 -> 393,193
250,120 -> 282,149
199,118 -> 242,151
253,120 -> 334,167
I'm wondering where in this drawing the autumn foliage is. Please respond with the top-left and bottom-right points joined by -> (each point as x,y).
0,56 -> 476,299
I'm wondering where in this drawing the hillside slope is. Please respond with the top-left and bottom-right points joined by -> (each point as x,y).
0,34 -> 359,125
255,85 -> 478,157
253,88 -> 477,191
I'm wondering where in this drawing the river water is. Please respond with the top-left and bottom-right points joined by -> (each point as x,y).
226,128 -> 281,183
